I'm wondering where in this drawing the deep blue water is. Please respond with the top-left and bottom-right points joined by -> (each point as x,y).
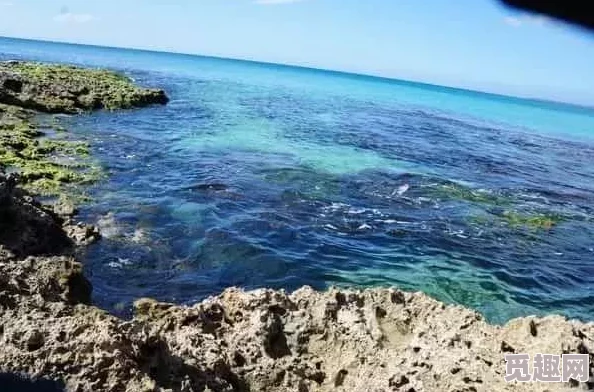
2,37 -> 594,323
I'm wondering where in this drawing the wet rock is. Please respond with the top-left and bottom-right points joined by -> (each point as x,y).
53,199 -> 77,217
63,221 -> 100,246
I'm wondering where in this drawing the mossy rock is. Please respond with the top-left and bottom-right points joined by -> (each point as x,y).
1,103 -> 103,196
0,61 -> 169,113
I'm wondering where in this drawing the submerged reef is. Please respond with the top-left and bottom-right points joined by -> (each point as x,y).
500,210 -> 563,230
0,61 -> 592,392
432,182 -> 511,206
433,181 -> 566,231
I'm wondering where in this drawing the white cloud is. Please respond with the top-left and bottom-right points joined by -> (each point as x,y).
54,12 -> 96,24
503,16 -> 522,27
503,14 -> 549,28
254,0 -> 306,4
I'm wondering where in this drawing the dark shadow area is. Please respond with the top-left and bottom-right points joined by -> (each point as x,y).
135,334 -> 249,392
0,173 -> 73,257
0,373 -> 65,392
500,0 -> 594,32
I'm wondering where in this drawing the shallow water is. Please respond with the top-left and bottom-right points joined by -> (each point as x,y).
2,37 -> 594,323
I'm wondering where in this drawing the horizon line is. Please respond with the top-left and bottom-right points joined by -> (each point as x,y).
1,35 -> 593,112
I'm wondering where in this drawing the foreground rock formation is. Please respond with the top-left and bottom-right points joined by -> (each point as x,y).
0,61 -> 592,392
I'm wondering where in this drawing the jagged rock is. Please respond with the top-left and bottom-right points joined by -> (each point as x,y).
0,71 -> 23,96
62,221 -> 100,246
2,281 -> 593,391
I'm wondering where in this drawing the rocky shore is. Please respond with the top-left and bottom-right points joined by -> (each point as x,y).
0,61 -> 593,392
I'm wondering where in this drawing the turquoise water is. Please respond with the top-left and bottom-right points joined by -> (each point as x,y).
2,37 -> 594,323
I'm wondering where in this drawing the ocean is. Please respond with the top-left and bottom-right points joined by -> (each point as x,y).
2,36 -> 594,323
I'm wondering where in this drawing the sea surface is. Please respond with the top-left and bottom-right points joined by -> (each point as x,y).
2,37 -> 594,323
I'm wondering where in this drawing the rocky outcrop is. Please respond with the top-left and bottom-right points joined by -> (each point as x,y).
0,61 -> 168,113
0,172 -> 98,255
0,260 -> 593,392
0,172 -> 71,256
124,289 -> 594,392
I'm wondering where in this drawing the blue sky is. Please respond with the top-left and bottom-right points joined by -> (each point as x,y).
1,0 -> 594,104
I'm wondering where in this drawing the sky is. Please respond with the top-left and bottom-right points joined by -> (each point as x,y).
1,0 -> 594,105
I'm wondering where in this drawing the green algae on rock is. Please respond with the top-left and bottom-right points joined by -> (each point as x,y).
0,60 -> 169,113
469,210 -> 564,231
500,210 -> 563,230
431,182 -> 511,206
432,182 -> 565,231
0,103 -> 102,196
